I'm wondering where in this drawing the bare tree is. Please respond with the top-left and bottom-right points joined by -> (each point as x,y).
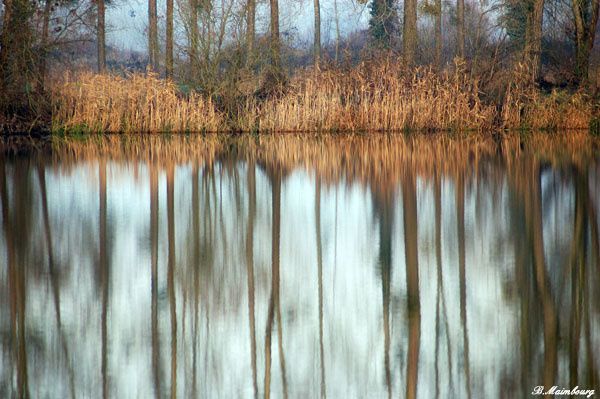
435,0 -> 442,68
166,0 -> 174,78
247,0 -> 256,64
189,0 -> 199,72
39,0 -> 53,84
571,0 -> 599,84
314,0 -> 321,65
270,0 -> 281,67
404,0 -> 417,64
457,0 -> 465,58
503,0 -> 545,80
333,0 -> 340,62
528,0 -> 545,80
0,0 -> 35,111
98,0 -> 106,72
149,0 -> 159,70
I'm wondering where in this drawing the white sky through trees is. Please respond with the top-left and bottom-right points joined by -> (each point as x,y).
106,0 -> 370,51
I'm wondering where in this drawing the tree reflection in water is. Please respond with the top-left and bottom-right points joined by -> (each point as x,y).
0,133 -> 599,398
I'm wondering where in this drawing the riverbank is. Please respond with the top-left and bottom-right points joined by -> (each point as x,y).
4,60 -> 600,134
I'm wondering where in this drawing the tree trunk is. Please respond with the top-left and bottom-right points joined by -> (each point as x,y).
572,0 -> 600,85
149,0 -> 158,71
314,0 -> 321,65
39,0 -> 52,88
530,0 -> 544,80
0,0 -> 34,112
525,0 -> 548,80
403,0 -> 417,65
334,0 -> 340,62
457,0 -> 465,58
435,0 -> 442,69
189,0 -> 199,74
269,0 -> 280,68
98,0 -> 106,72
166,0 -> 174,78
247,0 -> 256,65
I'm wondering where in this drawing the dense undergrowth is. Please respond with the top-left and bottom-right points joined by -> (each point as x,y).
50,59 -> 599,134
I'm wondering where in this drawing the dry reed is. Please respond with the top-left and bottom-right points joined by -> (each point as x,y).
243,60 -> 496,132
502,62 -> 595,130
50,61 -> 597,133
52,72 -> 224,133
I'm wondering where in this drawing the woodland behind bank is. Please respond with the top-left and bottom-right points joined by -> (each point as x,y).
1,0 -> 599,132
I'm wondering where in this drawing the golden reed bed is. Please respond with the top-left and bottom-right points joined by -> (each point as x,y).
52,72 -> 223,133
50,61 -> 597,133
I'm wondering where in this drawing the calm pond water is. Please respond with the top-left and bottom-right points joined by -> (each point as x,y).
1,133 -> 600,398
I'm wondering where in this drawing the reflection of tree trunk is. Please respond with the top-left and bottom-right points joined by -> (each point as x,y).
273,173 -> 288,399
0,158 -> 29,399
37,164 -> 75,399
528,162 -> 557,388
246,162 -> 258,399
583,198 -> 598,389
590,199 -> 599,278
588,193 -> 600,388
377,195 -> 393,399
512,187 -> 532,398
433,173 -> 452,398
434,176 -> 441,399
265,171 -> 286,399
99,160 -> 109,399
315,176 -> 326,399
264,290 -> 275,399
167,165 -> 177,399
570,169 -> 588,387
150,164 -> 162,398
192,165 -> 200,398
403,172 -> 420,399
456,173 -> 471,399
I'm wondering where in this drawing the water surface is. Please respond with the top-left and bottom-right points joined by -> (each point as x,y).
1,133 -> 599,398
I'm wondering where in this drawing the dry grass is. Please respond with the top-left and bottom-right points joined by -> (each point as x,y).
244,60 -> 496,132
50,61 -> 597,133
501,62 -> 595,130
52,72 -> 224,133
